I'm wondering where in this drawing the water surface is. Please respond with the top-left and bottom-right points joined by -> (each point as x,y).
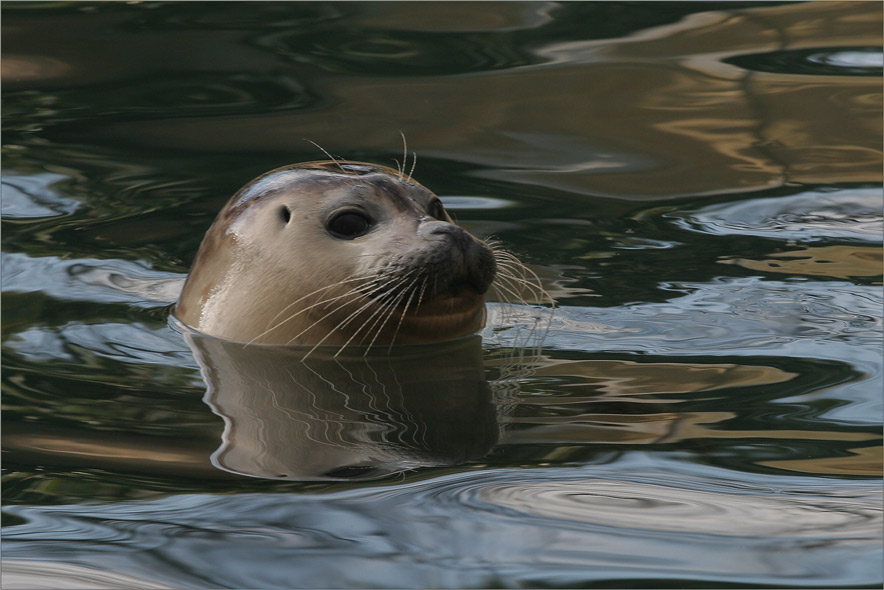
2,2 -> 882,588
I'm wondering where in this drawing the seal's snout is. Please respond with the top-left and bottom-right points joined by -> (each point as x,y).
420,221 -> 496,295
466,242 -> 496,295
420,220 -> 466,242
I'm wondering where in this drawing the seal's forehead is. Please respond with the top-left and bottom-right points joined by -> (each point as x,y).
299,161 -> 401,176
225,161 -> 432,216
230,169 -> 311,211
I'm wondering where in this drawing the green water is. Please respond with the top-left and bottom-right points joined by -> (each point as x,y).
2,2 -> 882,588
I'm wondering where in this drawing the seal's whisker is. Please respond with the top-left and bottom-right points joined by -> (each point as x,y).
493,247 -> 535,271
304,139 -> 347,174
490,276 -> 530,307
247,274 -> 387,345
333,295 -> 397,357
493,264 -> 535,297
494,274 -> 555,342
358,267 -> 423,342
490,283 -> 515,314
334,272 -> 418,356
364,275 -> 419,356
257,273 -> 385,328
407,151 -> 417,183
287,279 -> 396,350
482,238 -> 556,353
399,130 -> 408,180
494,266 -> 546,305
491,245 -> 555,306
307,267 -> 422,357
303,274 -> 414,360
497,259 -> 540,285
356,278 -> 413,348
492,273 -> 526,301
363,274 -> 425,356
298,293 -> 385,358
387,274 -> 423,352
358,273 -> 416,352
350,302 -> 398,356
414,276 -> 429,311
276,273 -> 385,320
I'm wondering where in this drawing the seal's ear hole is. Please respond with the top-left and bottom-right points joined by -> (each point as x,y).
327,211 -> 372,239
428,199 -> 446,220
279,206 -> 292,224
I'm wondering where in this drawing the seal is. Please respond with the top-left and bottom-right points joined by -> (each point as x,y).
174,161 -> 497,348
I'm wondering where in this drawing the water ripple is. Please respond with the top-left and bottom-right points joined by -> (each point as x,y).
726,47 -> 884,77
671,188 -> 883,243
523,277 -> 882,425
504,277 -> 882,356
2,560 -> 172,590
1,172 -> 82,219
3,465 -> 881,588
1,252 -> 184,306
7,322 -> 195,367
479,479 -> 881,538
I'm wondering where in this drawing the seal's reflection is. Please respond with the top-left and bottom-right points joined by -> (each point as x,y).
184,331 -> 498,481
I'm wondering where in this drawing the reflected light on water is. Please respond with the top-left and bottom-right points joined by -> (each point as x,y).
480,478 -> 882,537
674,188 -> 883,242
2,560 -> 172,590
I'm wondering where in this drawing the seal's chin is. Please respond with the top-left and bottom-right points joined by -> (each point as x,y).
397,283 -> 487,341
348,278 -> 485,344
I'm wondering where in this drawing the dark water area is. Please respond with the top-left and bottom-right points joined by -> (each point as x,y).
2,2 -> 882,588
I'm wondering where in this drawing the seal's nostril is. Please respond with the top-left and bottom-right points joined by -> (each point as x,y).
426,222 -> 469,246
428,223 -> 455,235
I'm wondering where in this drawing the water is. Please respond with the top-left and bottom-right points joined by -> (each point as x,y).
2,2 -> 882,588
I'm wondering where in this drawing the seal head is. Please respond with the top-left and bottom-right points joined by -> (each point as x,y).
174,161 -> 496,346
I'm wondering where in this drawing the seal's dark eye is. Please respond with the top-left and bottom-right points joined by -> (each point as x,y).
427,199 -> 446,220
327,211 -> 372,239
279,206 -> 291,224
